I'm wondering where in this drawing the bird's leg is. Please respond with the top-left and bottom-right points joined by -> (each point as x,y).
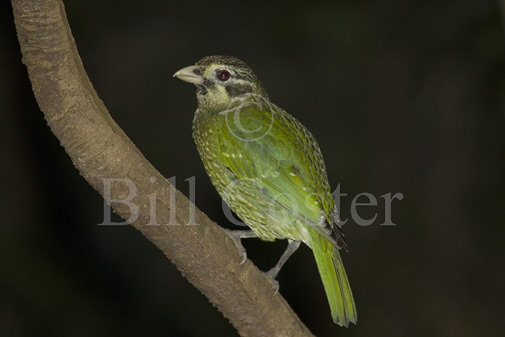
222,229 -> 257,264
265,240 -> 301,294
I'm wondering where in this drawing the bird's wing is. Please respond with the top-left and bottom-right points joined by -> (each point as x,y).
213,104 -> 340,244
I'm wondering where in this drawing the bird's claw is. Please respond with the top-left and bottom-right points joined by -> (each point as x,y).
264,269 -> 280,295
222,228 -> 248,264
237,245 -> 247,265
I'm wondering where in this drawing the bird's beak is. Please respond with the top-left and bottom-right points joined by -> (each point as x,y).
173,65 -> 205,85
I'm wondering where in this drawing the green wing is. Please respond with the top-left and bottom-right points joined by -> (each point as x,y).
196,104 -> 336,244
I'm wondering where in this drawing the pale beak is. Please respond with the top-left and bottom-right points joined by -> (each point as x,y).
173,65 -> 205,85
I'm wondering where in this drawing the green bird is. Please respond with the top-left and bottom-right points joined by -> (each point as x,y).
174,55 -> 357,326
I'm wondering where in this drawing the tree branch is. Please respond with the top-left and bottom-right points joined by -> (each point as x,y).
11,0 -> 314,336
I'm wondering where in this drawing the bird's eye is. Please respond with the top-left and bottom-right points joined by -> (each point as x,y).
217,70 -> 230,81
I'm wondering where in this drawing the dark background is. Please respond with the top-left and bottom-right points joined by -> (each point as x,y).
1,0 -> 504,336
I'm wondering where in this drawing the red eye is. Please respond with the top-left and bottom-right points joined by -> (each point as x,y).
217,70 -> 230,81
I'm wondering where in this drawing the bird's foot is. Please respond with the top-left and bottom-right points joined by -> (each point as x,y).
264,268 -> 280,295
222,229 -> 257,265
263,240 -> 302,295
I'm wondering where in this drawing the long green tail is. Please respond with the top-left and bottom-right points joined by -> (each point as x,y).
310,231 -> 357,326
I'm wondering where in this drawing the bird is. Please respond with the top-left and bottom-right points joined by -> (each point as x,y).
174,55 -> 357,326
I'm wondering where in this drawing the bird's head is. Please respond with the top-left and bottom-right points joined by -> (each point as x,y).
174,55 -> 269,113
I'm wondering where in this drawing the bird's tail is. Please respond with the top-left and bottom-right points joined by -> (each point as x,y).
310,231 -> 357,326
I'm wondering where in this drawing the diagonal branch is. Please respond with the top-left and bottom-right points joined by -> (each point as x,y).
11,0 -> 314,336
